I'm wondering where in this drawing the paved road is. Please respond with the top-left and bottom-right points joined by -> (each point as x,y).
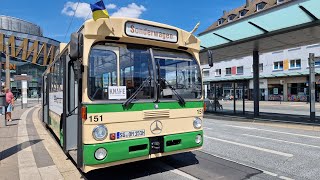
202,118 -> 320,180
85,118 -> 320,180
85,119 -> 320,180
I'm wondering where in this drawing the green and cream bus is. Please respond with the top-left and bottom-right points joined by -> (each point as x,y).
42,17 -> 204,172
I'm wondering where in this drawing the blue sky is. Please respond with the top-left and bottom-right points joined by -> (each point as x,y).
0,0 -> 244,42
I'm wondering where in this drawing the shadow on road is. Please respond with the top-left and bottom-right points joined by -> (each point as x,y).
163,151 -> 263,180
84,152 -> 200,180
84,151 -> 263,180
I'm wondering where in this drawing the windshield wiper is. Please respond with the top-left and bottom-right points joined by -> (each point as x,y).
123,76 -> 152,108
160,78 -> 186,105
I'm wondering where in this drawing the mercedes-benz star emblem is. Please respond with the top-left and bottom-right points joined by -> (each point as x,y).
150,120 -> 163,135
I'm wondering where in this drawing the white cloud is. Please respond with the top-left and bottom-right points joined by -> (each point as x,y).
62,2 -> 146,20
106,4 -> 117,10
112,3 -> 146,19
62,2 -> 91,20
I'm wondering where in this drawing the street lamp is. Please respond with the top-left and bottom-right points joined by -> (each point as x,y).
0,42 -> 11,90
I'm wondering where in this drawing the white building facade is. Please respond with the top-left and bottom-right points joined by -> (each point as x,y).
202,43 -> 320,102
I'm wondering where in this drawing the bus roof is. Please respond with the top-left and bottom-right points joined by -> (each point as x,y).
80,17 -> 200,52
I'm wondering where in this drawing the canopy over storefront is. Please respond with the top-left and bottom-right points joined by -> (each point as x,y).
199,0 -> 320,63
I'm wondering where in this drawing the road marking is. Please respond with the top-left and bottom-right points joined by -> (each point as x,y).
203,127 -> 213,130
157,161 -> 199,180
242,134 -> 320,149
263,170 -> 278,177
289,105 -> 305,107
222,125 -> 257,129
224,124 -> 320,139
199,150 -> 294,180
204,135 -> 293,157
279,176 -> 295,180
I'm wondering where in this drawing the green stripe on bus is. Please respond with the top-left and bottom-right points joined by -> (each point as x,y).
83,130 -> 203,166
164,131 -> 203,153
83,138 -> 150,165
85,101 -> 203,113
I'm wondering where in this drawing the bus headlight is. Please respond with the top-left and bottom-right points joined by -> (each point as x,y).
195,135 -> 202,144
193,117 -> 202,129
92,125 -> 108,141
95,148 -> 107,160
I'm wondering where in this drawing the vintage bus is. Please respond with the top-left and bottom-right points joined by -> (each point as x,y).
42,17 -> 204,172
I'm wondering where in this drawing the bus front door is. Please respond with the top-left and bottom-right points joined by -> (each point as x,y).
63,57 -> 82,167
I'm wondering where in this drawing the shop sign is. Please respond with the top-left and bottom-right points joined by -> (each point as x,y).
269,95 -> 283,101
288,94 -> 307,102
14,75 -> 32,81
1,63 -> 17,73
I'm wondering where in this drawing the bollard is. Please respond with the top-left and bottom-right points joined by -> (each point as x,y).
0,94 -> 6,127
0,107 -> 5,127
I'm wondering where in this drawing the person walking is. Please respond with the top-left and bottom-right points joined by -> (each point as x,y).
5,88 -> 14,122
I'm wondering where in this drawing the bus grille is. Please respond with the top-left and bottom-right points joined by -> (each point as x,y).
143,110 -> 170,119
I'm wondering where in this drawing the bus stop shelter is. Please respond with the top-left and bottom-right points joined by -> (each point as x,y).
199,0 -> 320,121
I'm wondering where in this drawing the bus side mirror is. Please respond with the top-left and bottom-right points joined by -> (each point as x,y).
207,50 -> 213,67
70,33 -> 83,61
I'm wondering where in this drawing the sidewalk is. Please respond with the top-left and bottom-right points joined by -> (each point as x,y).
0,103 -> 82,180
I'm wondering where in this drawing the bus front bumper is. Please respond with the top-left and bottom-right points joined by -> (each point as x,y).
82,130 -> 203,172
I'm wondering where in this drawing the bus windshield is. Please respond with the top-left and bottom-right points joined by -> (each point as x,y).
154,50 -> 202,100
88,44 -> 201,101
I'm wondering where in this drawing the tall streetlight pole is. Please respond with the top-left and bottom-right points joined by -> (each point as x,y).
5,42 -> 10,89
0,51 -> 2,88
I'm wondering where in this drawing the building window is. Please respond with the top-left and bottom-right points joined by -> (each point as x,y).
251,63 -> 263,72
203,70 -> 210,77
215,69 -> 221,76
226,68 -> 231,75
273,61 -> 283,70
256,2 -> 266,11
277,0 -> 285,4
237,66 -> 244,74
239,10 -> 248,18
290,59 -> 301,69
218,18 -> 225,26
228,14 -> 236,22
259,63 -> 263,72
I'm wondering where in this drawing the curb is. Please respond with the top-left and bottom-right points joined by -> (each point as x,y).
204,113 -> 320,127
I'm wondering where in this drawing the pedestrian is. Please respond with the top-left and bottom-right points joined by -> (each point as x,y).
5,88 -> 14,122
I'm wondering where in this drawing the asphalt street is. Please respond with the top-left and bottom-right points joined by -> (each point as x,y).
202,118 -> 320,180
83,117 -> 320,180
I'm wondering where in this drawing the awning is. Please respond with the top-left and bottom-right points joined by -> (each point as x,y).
199,0 -> 320,64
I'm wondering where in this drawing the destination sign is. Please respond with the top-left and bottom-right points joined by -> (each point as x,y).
125,22 -> 178,43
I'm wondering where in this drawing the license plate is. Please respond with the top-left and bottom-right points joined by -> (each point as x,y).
117,130 -> 145,139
